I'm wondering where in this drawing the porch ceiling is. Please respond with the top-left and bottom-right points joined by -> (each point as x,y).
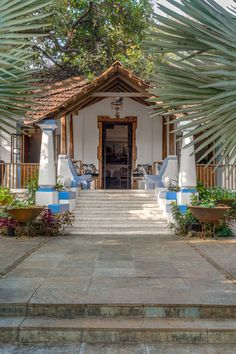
24,61 -> 156,125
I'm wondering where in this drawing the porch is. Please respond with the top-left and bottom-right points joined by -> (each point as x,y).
0,162 -> 235,190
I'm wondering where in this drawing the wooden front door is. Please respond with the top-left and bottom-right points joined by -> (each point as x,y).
98,116 -> 137,189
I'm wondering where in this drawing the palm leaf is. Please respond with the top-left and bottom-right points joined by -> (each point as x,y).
146,0 -> 236,167
0,0 -> 51,137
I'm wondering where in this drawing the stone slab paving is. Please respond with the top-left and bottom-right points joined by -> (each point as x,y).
189,238 -> 236,278
0,343 -> 236,353
0,233 -> 235,306
0,236 -> 48,277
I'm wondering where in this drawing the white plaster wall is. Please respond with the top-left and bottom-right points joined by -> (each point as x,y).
71,97 -> 162,169
0,124 -> 16,163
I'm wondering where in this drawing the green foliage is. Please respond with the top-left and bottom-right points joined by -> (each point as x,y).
216,221 -> 233,238
55,180 -> 65,192
0,187 -> 14,205
0,210 -> 10,219
170,183 -> 235,237
25,175 -> 39,204
169,202 -> 196,236
147,0 -> 236,167
0,0 -> 51,135
26,209 -> 75,237
9,200 -> 30,209
37,0 -> 159,78
196,182 -> 236,205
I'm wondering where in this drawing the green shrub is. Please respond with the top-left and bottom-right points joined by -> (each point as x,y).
0,187 -> 14,205
169,203 -> 196,236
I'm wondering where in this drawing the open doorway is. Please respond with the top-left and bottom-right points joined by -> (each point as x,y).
98,116 -> 137,189
102,123 -> 132,189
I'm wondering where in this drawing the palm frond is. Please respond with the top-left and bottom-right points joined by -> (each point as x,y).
0,0 -> 51,135
146,0 -> 236,166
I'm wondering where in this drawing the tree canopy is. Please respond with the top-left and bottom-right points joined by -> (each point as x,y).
36,0 -> 157,79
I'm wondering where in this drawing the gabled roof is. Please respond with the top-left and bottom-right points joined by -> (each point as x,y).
25,61 -> 153,124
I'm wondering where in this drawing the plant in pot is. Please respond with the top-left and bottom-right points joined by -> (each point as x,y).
0,187 -> 14,206
7,200 -> 45,224
189,198 -> 230,238
197,183 -> 236,208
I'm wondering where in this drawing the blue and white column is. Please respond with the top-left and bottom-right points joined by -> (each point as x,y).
177,126 -> 197,213
36,119 -> 59,206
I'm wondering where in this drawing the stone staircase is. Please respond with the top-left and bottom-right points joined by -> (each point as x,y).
1,304 -> 236,344
67,189 -> 167,235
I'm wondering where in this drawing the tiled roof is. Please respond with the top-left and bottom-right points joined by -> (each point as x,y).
25,61 -> 151,124
25,76 -> 88,123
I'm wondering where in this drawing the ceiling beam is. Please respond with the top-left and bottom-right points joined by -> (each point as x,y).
91,92 -> 149,97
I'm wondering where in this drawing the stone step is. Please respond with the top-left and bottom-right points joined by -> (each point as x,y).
78,194 -> 156,201
1,303 -> 236,319
73,208 -> 162,214
78,192 -> 155,195
1,343 -> 236,353
65,230 -> 170,235
82,200 -> 158,203
70,222 -> 166,229
1,316 -> 236,344
77,203 -> 160,210
79,190 -> 154,193
74,206 -> 161,211
77,202 -> 157,207
74,216 -> 165,222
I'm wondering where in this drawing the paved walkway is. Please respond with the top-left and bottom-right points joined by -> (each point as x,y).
0,232 -> 235,306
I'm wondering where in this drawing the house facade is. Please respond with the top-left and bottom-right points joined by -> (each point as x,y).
0,61 -> 234,191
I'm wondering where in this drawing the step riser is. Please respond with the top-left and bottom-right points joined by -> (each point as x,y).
76,203 -> 158,206
2,327 -> 236,344
74,208 -> 161,212
74,218 -> 165,222
72,221 -> 166,225
66,231 -> 169,235
78,191 -> 154,193
74,211 -> 161,215
1,304 -> 235,319
76,207 -> 159,210
77,196 -> 157,199
15,329 -> 236,344
67,229 -> 166,232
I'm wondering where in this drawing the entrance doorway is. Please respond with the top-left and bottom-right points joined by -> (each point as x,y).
98,116 -> 137,189
103,123 -> 132,189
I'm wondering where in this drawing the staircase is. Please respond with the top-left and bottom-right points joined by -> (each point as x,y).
1,304 -> 236,345
67,189 -> 167,235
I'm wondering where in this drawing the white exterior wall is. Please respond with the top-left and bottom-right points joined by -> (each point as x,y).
0,124 -> 16,163
71,97 -> 162,169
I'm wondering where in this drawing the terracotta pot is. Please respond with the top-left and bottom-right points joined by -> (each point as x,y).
189,206 -> 230,223
7,207 -> 44,223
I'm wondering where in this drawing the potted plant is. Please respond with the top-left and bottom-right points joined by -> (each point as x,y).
7,201 -> 45,224
189,203 -> 230,223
